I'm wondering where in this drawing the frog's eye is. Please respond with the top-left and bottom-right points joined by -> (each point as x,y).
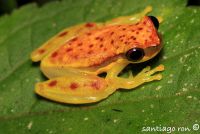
126,48 -> 144,62
148,16 -> 159,29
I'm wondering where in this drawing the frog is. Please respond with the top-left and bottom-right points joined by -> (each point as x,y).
30,6 -> 164,104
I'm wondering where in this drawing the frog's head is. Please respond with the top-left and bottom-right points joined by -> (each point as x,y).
124,16 -> 162,64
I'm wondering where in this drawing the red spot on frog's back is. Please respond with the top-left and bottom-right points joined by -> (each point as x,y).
58,31 -> 68,37
51,52 -> 58,58
90,81 -> 101,90
38,49 -> 45,54
70,82 -> 79,90
85,23 -> 96,27
48,80 -> 57,87
49,16 -> 160,67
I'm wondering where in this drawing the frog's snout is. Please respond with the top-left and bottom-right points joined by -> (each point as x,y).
148,16 -> 159,29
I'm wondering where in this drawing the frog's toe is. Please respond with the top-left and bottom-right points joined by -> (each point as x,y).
128,70 -> 134,79
144,74 -> 162,82
139,66 -> 151,74
145,64 -> 164,76
136,64 -> 164,82
34,75 -> 116,104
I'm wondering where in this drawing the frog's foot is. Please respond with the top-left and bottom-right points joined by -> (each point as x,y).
35,74 -> 116,104
107,65 -> 164,89
134,64 -> 164,80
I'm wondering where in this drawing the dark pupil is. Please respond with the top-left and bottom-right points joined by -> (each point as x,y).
126,48 -> 144,61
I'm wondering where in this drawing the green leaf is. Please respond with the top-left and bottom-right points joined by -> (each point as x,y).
0,0 -> 200,133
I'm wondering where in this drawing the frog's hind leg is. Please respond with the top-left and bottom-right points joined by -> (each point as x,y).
105,6 -> 163,26
105,6 -> 152,25
31,23 -> 102,62
35,74 -> 116,104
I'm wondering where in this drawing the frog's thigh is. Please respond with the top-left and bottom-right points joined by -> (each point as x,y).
35,74 -> 116,104
115,65 -> 165,89
31,23 -> 102,62
105,6 -> 152,25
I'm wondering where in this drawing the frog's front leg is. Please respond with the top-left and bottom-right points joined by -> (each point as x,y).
108,65 -> 164,89
105,59 -> 164,90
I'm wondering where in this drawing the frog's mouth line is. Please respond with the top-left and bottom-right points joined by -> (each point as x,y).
141,43 -> 163,63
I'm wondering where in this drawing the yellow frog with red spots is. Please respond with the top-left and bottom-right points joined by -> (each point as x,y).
31,6 -> 164,104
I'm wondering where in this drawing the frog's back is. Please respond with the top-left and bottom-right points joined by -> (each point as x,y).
43,16 -> 160,68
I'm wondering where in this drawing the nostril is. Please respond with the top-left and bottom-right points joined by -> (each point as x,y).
148,16 -> 159,30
